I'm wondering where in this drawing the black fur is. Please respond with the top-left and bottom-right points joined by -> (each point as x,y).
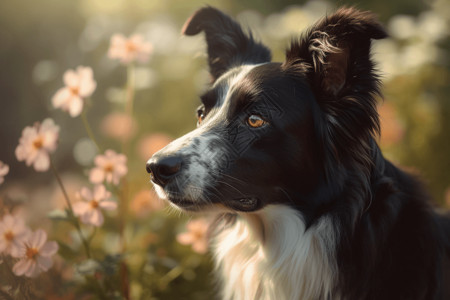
150,6 -> 450,299
182,6 -> 271,82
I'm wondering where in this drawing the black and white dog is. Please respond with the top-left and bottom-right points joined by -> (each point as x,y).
147,7 -> 450,300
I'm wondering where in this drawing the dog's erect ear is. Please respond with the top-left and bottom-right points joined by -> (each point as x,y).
283,8 -> 387,179
182,6 -> 271,82
284,7 -> 387,97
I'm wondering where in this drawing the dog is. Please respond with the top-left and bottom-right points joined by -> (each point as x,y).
146,6 -> 450,300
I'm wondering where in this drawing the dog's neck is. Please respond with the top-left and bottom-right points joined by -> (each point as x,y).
210,205 -> 339,300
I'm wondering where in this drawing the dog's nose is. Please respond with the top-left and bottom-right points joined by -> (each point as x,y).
146,156 -> 182,187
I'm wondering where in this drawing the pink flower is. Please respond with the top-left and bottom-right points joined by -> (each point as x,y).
52,66 -> 97,117
12,229 -> 58,278
73,185 -> 117,226
89,150 -> 127,185
15,118 -> 60,172
176,219 -> 209,254
108,34 -> 152,64
0,214 -> 30,256
0,161 -> 9,184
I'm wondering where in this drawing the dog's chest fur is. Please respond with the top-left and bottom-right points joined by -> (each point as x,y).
211,205 -> 339,300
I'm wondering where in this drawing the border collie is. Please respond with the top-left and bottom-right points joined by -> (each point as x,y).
146,7 -> 450,300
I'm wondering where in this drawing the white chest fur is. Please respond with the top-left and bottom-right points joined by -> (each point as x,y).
211,205 -> 338,300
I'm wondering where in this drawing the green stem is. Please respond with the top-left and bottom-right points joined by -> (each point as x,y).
125,63 -> 135,118
159,265 -> 184,289
117,63 -> 135,300
81,110 -> 101,153
50,159 -> 91,259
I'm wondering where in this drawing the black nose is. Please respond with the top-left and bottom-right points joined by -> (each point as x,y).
146,156 -> 182,187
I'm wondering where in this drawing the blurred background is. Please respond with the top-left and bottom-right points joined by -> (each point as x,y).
0,0 -> 449,299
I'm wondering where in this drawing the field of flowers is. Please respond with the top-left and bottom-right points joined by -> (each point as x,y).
0,0 -> 449,299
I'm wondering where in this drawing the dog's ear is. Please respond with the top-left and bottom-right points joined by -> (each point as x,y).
283,8 -> 387,177
284,7 -> 386,98
182,6 -> 271,82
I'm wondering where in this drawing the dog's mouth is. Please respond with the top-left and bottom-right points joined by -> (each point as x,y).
227,197 -> 260,212
167,194 -> 260,212
169,196 -> 196,207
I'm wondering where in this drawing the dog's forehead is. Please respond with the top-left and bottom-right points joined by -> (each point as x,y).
211,64 -> 262,107
210,62 -> 285,109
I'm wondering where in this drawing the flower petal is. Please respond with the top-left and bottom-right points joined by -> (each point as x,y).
176,233 -> 192,245
77,67 -> 97,97
25,261 -> 41,277
63,69 -> 79,88
40,241 -> 58,257
80,187 -> 93,201
93,185 -> 107,200
192,241 -> 208,254
80,210 -> 94,225
33,151 -> 50,172
90,209 -> 104,226
0,163 -> 9,176
73,201 -> 90,216
30,229 -> 47,249
69,96 -> 83,117
89,168 -> 105,184
52,88 -> 71,108
2,215 -> 14,227
94,154 -> 108,167
99,201 -> 117,211
13,259 -> 32,276
15,144 -> 28,162
10,240 -> 25,257
37,255 -> 53,271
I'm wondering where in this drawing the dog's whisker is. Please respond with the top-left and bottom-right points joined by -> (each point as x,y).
216,180 -> 246,197
279,188 -> 295,205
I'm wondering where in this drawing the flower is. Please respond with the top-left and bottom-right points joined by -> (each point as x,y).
100,112 -> 137,142
0,214 -> 29,256
176,218 -> 209,254
0,161 -> 9,184
130,189 -> 164,218
12,229 -> 58,278
73,185 -> 117,226
108,34 -> 153,64
15,118 -> 60,172
52,66 -> 97,117
89,150 -> 127,185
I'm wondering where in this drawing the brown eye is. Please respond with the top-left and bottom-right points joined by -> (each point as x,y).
247,115 -> 267,128
197,108 -> 205,125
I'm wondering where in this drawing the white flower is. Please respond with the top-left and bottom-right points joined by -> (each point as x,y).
0,214 -> 29,256
73,185 -> 117,226
52,66 -> 97,117
89,150 -> 127,185
108,34 -> 153,64
15,118 -> 60,172
12,229 -> 58,278
0,161 -> 9,184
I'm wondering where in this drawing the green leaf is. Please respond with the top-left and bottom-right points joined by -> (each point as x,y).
47,209 -> 71,222
76,259 -> 100,276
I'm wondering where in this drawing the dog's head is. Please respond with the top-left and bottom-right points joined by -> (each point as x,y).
147,7 -> 387,215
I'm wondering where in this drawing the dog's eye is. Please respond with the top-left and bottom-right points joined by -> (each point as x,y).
247,115 -> 267,128
197,108 -> 205,125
